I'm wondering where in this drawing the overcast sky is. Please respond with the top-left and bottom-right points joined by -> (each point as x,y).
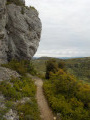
25,0 -> 90,57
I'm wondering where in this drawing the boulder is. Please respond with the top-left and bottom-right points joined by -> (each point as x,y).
0,0 -> 42,63
0,66 -> 20,81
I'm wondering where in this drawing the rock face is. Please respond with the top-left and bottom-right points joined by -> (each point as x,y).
0,0 -> 8,63
0,66 -> 20,81
0,0 -> 42,63
20,0 -> 25,4
4,109 -> 19,120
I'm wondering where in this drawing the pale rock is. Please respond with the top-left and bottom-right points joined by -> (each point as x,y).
0,94 -> 6,108
4,109 -> 19,120
0,67 -> 20,81
0,0 -> 42,63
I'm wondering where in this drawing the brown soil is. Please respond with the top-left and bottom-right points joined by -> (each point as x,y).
34,77 -> 54,120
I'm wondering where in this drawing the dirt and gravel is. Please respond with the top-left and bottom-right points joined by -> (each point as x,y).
34,77 -> 54,120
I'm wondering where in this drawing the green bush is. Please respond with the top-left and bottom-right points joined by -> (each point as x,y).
45,59 -> 58,79
30,6 -> 36,10
0,77 -> 36,101
0,107 -> 8,120
0,81 -> 22,101
2,59 -> 37,76
0,76 -> 40,119
43,69 -> 90,120
5,101 -> 14,109
21,7 -> 24,14
58,61 -> 65,69
7,0 -> 25,6
1,59 -> 40,119
16,99 -> 40,120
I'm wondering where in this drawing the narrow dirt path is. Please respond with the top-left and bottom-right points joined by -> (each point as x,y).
34,77 -> 54,120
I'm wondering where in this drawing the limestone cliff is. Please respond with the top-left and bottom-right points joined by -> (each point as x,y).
0,0 -> 42,63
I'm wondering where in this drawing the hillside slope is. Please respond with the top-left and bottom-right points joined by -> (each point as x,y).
32,57 -> 90,83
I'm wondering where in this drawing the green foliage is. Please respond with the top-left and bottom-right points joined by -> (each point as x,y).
65,57 -> 90,83
45,59 -> 58,79
30,6 -> 36,10
0,77 -> 36,101
0,76 -> 40,119
5,101 -> 14,109
0,81 -> 21,101
0,107 -> 8,120
27,62 -> 37,75
21,7 -> 24,14
7,0 -> 25,6
16,99 -> 40,120
43,69 -> 90,120
1,59 -> 40,119
2,59 -> 37,76
58,61 -> 65,69
45,59 -> 66,79
32,57 -> 90,83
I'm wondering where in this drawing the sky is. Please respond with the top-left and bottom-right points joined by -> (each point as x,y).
25,0 -> 90,57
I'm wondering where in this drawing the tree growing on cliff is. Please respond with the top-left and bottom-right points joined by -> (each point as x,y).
7,0 -> 25,6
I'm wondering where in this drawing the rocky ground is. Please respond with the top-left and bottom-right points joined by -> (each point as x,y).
0,0 -> 42,119
35,77 -> 54,120
0,67 -> 20,120
0,66 -> 20,81
0,66 -> 32,120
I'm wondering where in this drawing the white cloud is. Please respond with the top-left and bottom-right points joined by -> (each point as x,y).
35,48 -> 90,57
25,0 -> 90,57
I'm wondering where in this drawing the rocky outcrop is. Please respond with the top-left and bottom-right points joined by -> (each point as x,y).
0,0 -> 42,63
0,66 -> 20,81
0,66 -> 20,120
0,0 -> 8,63
20,0 -> 25,4
0,1 -> 42,119
4,109 -> 19,120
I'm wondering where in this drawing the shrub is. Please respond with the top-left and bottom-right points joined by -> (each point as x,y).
0,76 -> 40,119
7,0 -> 25,6
0,81 -> 22,101
27,62 -> 37,75
5,101 -> 14,109
16,99 -> 40,120
21,7 -> 24,14
58,61 -> 65,69
0,107 -> 8,120
30,6 -> 36,10
2,59 -> 37,76
43,70 -> 90,120
0,77 -> 36,101
45,59 -> 58,79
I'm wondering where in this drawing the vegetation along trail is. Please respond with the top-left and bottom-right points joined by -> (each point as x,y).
34,77 -> 54,120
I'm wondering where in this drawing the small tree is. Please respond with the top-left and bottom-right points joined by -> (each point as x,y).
58,61 -> 65,69
45,59 -> 58,79
7,0 -> 25,6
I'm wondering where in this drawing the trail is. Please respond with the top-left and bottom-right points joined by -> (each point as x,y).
34,77 -> 54,120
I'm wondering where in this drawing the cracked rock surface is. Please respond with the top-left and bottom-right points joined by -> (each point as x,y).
0,0 -> 42,63
0,66 -> 20,81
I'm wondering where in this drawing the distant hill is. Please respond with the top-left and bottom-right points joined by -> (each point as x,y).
65,57 -> 90,83
32,57 -> 90,83
33,56 -> 85,60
